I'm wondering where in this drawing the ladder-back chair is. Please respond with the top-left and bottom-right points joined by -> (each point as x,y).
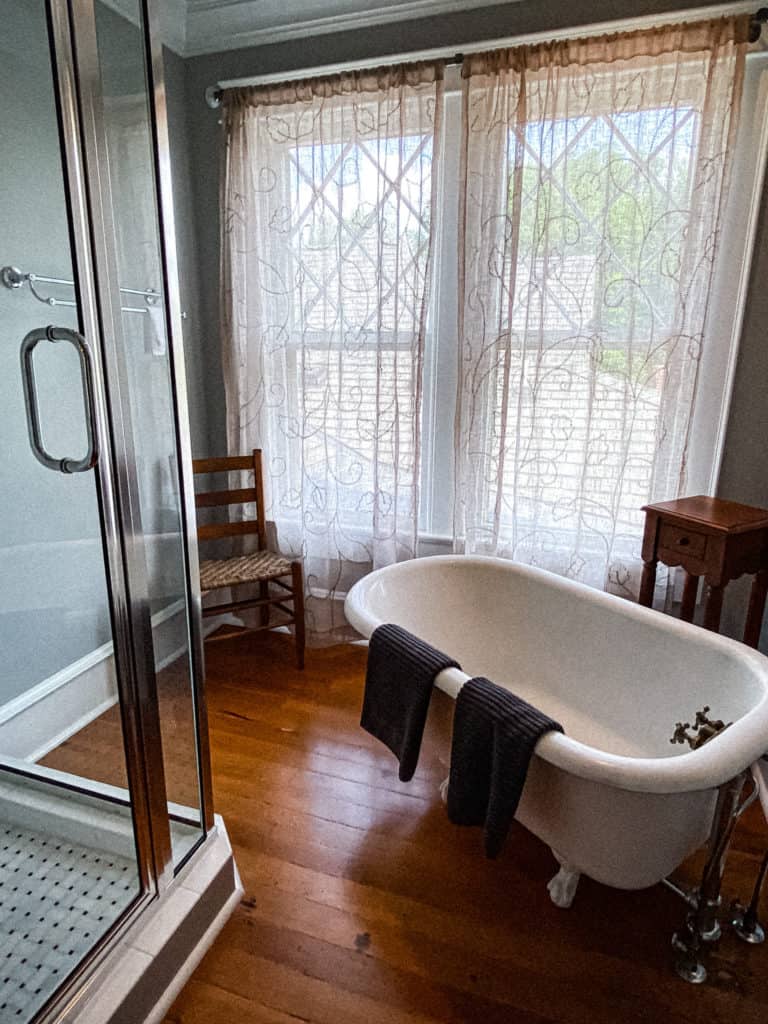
192,450 -> 305,669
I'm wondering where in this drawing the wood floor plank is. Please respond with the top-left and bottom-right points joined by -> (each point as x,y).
212,747 -> 438,815
162,979 -> 310,1023
192,942 -> 455,1024
208,722 -> 440,799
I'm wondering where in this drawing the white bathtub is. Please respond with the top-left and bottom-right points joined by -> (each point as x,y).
345,556 -> 768,895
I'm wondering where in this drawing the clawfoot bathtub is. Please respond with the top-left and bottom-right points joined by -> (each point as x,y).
345,556 -> 768,906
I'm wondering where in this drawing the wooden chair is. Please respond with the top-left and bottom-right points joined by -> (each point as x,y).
192,450 -> 305,669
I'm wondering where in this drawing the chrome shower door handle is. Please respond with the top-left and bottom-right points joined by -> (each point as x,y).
20,325 -> 100,473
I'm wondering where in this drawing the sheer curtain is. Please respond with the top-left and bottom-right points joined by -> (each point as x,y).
454,18 -> 748,598
221,63 -> 444,636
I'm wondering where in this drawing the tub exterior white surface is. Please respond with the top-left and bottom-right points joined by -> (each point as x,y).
345,556 -> 768,889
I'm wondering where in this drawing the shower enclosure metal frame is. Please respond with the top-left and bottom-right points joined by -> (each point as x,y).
2,0 -> 216,1019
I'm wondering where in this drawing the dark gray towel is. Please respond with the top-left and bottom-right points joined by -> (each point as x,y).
361,623 -> 460,782
447,676 -> 563,858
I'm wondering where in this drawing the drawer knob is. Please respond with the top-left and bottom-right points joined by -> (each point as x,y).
678,537 -> 690,546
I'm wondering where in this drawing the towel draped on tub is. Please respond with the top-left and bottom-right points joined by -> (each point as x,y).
360,627 -> 563,859
360,623 -> 460,782
447,676 -> 563,858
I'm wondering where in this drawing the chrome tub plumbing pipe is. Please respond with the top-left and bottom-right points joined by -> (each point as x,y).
731,849 -> 768,944
670,770 -> 757,984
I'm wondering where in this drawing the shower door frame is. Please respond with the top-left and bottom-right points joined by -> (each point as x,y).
1,0 -> 215,1019
140,0 -> 214,843
64,0 -> 214,853
65,0 -> 215,853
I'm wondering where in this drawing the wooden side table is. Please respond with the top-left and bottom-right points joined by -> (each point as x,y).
639,495 -> 768,648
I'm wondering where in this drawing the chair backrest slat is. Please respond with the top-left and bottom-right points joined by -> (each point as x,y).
193,450 -> 267,550
196,487 -> 258,509
197,520 -> 263,542
193,454 -> 253,474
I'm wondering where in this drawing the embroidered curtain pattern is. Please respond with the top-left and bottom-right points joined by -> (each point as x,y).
221,64 -> 443,635
454,18 -> 748,596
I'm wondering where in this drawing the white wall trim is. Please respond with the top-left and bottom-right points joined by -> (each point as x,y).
0,603 -> 225,764
0,640 -> 115,731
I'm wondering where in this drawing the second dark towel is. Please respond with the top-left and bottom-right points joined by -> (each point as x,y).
447,676 -> 563,858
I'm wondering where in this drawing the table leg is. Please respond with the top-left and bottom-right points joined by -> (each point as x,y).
703,583 -> 725,633
744,570 -> 768,649
680,572 -> 699,623
639,559 -> 658,607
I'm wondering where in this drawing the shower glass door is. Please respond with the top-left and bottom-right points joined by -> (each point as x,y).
39,0 -> 211,867
0,0 -> 210,1019
0,2 -> 146,1020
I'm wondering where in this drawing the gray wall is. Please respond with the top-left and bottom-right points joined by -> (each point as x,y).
716,177 -> 768,646
0,2 -> 205,707
174,0 -> 768,644
0,0 -> 114,700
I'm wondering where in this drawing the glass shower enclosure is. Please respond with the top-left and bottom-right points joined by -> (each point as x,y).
0,1 -> 214,1020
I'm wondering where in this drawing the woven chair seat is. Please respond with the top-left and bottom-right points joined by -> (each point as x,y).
199,551 -> 294,591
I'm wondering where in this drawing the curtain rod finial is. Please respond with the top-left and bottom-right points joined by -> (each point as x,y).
205,85 -> 222,109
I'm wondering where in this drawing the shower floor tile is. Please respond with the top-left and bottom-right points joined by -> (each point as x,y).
0,824 -> 137,1023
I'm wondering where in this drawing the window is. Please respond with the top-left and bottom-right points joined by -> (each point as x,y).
283,134 -> 434,525
220,66 -> 442,633
221,39 -> 768,629
423,59 -> 768,589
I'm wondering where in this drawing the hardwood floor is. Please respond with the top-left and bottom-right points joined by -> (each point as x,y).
46,631 -> 768,1022
158,632 -> 768,1024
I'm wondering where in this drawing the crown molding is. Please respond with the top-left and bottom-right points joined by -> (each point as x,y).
183,0 -> 519,58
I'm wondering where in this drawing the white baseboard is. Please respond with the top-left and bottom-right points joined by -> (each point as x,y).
0,604 -> 227,763
0,644 -> 118,763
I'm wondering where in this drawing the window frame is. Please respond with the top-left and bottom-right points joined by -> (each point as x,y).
417,56 -> 768,552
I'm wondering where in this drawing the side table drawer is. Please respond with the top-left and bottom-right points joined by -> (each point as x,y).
658,522 -> 708,560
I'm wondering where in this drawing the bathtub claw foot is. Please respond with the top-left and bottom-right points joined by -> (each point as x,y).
547,864 -> 581,909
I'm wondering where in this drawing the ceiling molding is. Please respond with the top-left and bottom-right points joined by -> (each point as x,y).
182,0 -> 520,58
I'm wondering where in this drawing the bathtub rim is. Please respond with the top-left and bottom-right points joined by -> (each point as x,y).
345,554 -> 768,795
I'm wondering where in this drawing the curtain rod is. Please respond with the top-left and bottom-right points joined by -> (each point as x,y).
205,3 -> 767,107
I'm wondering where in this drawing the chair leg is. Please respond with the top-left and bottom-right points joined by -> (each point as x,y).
291,560 -> 306,670
259,580 -> 270,628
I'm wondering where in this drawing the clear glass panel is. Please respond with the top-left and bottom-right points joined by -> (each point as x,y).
0,2 -> 142,1018
88,0 -> 205,864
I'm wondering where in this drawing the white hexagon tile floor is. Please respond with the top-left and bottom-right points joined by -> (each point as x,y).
0,824 -> 137,1022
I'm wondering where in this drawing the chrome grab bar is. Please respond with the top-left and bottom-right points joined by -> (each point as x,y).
20,326 -> 100,474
